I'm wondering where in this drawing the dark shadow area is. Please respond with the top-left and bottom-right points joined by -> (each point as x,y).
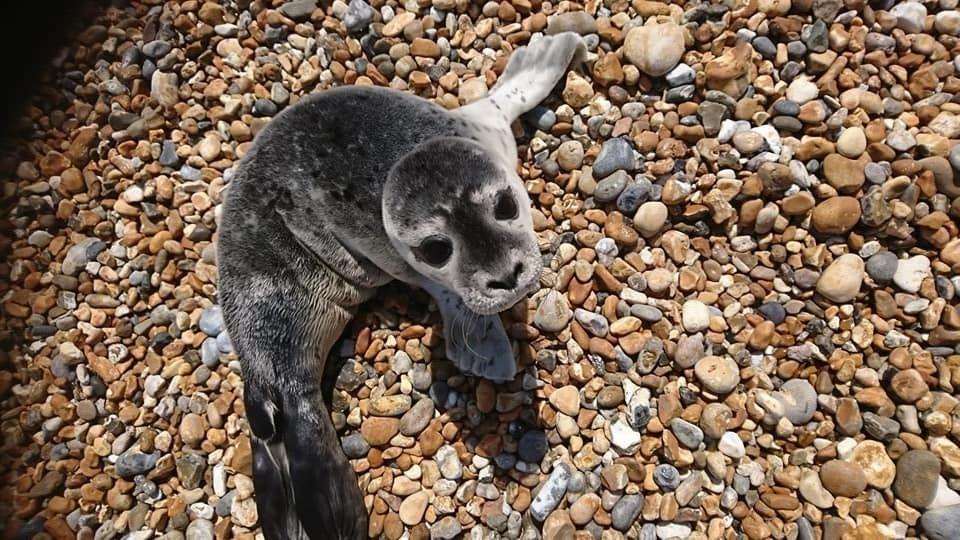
0,2 -> 104,137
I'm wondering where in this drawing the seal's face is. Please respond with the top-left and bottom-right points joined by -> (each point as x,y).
384,137 -> 543,315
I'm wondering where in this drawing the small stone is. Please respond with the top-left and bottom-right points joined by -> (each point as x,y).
530,463 -> 571,521
811,196 -> 861,234
850,440 -> 896,489
115,453 -> 159,478
820,460 -> 867,497
920,504 -> 960,540
866,251 -> 898,283
695,356 -> 740,394
549,386 -> 581,416
665,64 -> 695,87
836,127 -> 866,157
199,305 -> 224,335
786,78 -> 818,103
890,1 -> 927,33
360,417 -> 400,446
893,255 -> 930,293
557,140 -> 584,171
610,494 -> 644,531
774,379 -> 818,424
343,0 -> 375,33
435,445 -> 462,480
894,450 -> 941,509
341,433 -> 370,459
816,254 -> 864,303
633,201 -> 668,237
891,369 -> 928,403
519,430 -> 549,463
799,470 -> 834,509
592,138 -> 635,179
623,22 -> 684,76
534,290 -> 572,333
681,300 -> 710,333
653,464 -> 680,491
719,432 -> 745,459
399,491 -> 430,525
594,170 -> 629,204
426,516 -> 461,539
180,414 -> 205,447
670,418 -> 704,449
400,398 -> 435,436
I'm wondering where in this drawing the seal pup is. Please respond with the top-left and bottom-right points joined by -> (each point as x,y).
217,32 -> 586,539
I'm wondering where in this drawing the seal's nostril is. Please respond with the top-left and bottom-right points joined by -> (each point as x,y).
488,262 -> 522,290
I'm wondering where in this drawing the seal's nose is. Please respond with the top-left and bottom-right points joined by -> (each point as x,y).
487,262 -> 524,290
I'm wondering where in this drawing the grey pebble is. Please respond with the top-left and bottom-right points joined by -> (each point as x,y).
866,251 -> 898,283
592,138 -> 635,179
344,0 -> 375,33
653,464 -> 680,491
116,452 -> 159,478
594,170 -> 629,204
518,430 -> 549,464
611,494 -> 644,531
199,305 -> 224,336
529,463 -> 571,521
670,418 -> 704,449
342,433 -> 370,459
758,301 -> 786,324
921,504 -> 960,540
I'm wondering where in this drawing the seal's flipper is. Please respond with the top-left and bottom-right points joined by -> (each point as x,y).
454,32 -> 586,166
219,243 -> 369,540
489,32 -> 587,121
420,280 -> 517,383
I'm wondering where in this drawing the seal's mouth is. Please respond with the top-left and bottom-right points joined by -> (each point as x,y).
463,255 -> 543,316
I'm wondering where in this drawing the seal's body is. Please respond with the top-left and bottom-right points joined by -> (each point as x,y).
218,33 -> 585,539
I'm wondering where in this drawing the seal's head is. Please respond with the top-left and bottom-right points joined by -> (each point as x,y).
384,137 -> 542,315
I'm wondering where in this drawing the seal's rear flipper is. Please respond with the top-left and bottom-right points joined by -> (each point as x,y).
221,262 -> 368,539
489,32 -> 587,121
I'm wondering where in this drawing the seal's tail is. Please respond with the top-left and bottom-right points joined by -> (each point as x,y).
489,31 -> 587,121
245,381 -> 368,540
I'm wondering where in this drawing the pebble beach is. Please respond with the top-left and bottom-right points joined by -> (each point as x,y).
2,0 -> 960,539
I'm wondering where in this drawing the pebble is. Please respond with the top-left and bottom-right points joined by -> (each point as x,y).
865,251 -> 898,283
530,463 -> 571,521
816,254 -> 864,303
719,432 -> 745,459
623,22 -> 684,76
819,460 -> 867,498
611,494 -> 643,531
533,290 -> 572,333
921,505 -> 960,540
894,450 -> 941,509
893,255 -> 930,293
592,138 -> 635,179
695,356 -> 740,394
633,201 -> 668,237
681,300 -> 710,333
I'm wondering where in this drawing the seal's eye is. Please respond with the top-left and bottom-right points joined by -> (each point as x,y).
494,190 -> 518,221
416,235 -> 453,267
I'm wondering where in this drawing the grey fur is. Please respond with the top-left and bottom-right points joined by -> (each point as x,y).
217,32 -> 585,539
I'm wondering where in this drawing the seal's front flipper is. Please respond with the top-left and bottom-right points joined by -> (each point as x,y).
454,32 -> 587,166
489,32 -> 587,121
420,280 -> 517,383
